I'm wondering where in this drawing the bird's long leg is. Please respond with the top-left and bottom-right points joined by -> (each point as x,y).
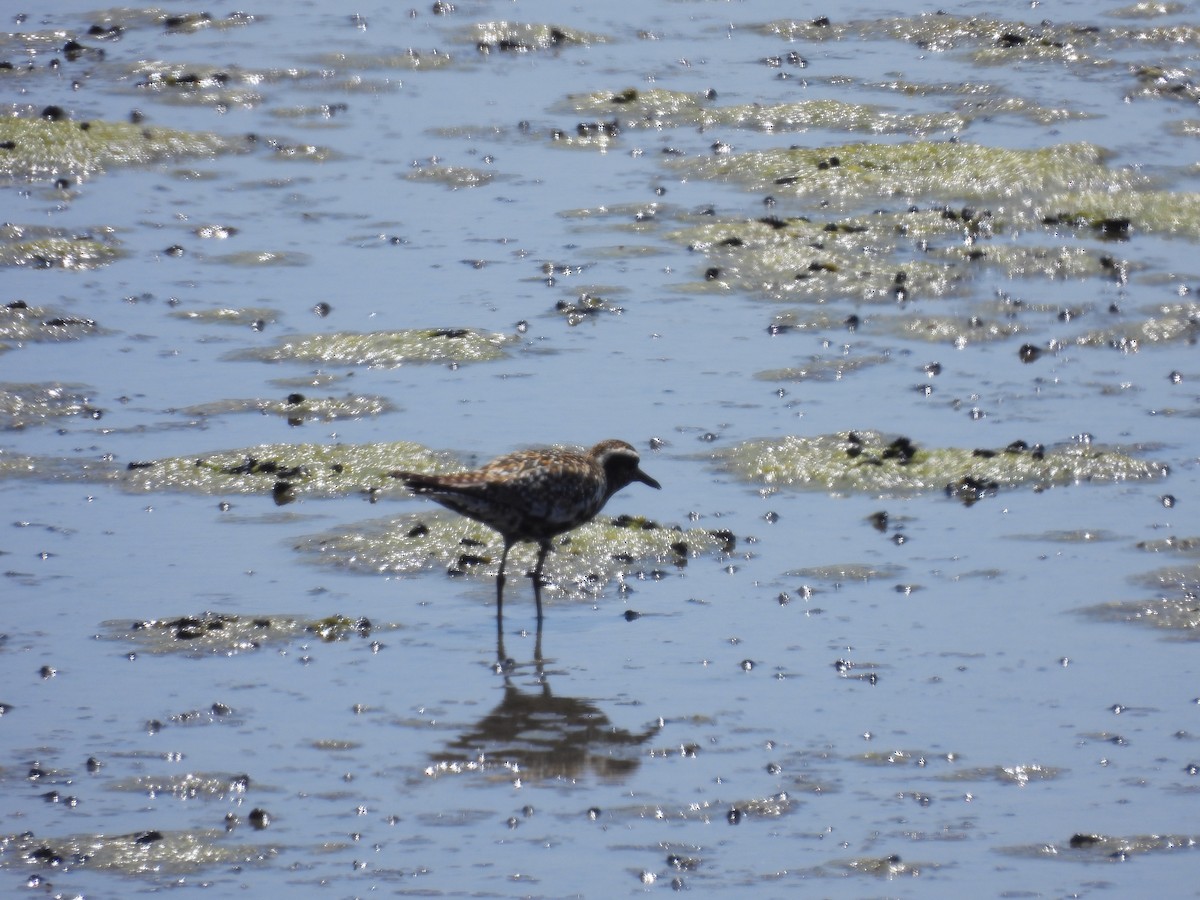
496,539 -> 512,624
532,541 -> 550,624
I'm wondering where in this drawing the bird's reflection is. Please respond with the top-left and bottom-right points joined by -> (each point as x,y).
431,620 -> 658,782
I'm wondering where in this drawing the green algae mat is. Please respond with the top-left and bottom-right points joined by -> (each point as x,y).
714,431 -> 1165,500
112,439 -> 730,601
296,510 -> 731,603
0,116 -> 251,181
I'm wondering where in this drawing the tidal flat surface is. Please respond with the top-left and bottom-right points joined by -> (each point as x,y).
3,0 -> 1200,896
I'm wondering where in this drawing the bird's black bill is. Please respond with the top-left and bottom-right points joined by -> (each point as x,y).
635,468 -> 661,490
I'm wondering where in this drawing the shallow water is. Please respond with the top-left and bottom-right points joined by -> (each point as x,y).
3,0 -> 1200,896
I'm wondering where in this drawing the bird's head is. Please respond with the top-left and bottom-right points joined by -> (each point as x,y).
590,439 -> 661,496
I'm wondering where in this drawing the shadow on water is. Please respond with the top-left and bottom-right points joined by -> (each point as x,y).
432,622 -> 659,782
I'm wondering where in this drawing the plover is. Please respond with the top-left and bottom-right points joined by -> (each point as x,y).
393,439 -> 661,622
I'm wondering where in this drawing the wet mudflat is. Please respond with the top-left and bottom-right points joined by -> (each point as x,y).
2,0 -> 1200,896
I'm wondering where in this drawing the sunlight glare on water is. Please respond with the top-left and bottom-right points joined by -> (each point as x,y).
2,0 -> 1200,896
